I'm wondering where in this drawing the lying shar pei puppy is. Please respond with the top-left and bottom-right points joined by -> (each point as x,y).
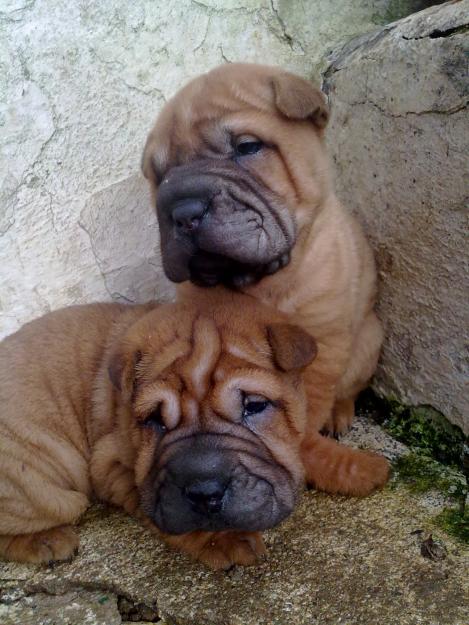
0,289 -> 350,569
142,63 -> 389,493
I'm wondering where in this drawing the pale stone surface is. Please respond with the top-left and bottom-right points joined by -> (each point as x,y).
324,1 -> 469,433
0,418 -> 467,625
0,589 -> 122,625
0,0 -> 436,340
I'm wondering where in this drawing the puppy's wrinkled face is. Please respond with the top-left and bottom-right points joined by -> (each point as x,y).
142,63 -> 330,288
109,295 -> 316,535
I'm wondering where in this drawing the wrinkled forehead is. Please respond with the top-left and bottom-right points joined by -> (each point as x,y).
183,65 -> 276,118
151,66 -> 278,161
140,311 -> 273,401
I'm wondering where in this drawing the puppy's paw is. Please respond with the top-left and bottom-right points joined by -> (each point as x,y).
321,399 -> 355,438
341,449 -> 390,496
0,525 -> 79,564
302,435 -> 390,497
198,531 -> 267,570
166,530 -> 267,570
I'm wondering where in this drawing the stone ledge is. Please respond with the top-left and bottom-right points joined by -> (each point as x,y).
1,417 -> 467,625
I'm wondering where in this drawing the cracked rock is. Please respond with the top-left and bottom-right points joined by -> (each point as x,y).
79,175 -> 175,305
324,0 -> 469,434
0,589 -> 122,625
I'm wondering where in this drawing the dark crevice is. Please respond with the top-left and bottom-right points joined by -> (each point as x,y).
117,594 -> 160,622
402,23 -> 469,40
428,23 -> 469,38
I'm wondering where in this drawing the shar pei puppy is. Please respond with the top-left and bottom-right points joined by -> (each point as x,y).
142,63 -> 389,495
0,289 -> 326,569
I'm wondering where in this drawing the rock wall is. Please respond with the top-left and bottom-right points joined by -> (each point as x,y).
324,1 -> 469,433
0,0 -> 437,339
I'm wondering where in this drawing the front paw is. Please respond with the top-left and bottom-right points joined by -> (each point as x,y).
344,450 -> 390,496
199,531 -> 267,570
320,399 -> 355,439
0,525 -> 79,565
301,435 -> 390,496
166,530 -> 267,570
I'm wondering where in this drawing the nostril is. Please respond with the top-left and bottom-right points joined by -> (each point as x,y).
206,496 -> 222,513
171,199 -> 207,233
175,216 -> 199,231
184,479 -> 226,513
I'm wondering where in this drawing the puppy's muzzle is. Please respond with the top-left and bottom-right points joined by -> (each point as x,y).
156,160 -> 296,288
142,434 -> 296,535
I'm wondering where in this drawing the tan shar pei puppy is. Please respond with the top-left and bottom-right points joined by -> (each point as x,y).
0,290 -> 330,568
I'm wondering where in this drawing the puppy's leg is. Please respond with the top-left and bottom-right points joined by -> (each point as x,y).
164,530 -> 267,570
323,311 -> 384,437
0,431 -> 90,564
0,478 -> 88,564
90,433 -> 140,516
0,526 -> 80,564
301,433 -> 389,496
322,398 -> 355,438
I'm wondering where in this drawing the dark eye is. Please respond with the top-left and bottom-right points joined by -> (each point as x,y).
242,394 -> 270,418
235,136 -> 264,157
142,405 -> 167,433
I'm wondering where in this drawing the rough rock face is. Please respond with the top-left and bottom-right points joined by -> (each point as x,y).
323,1 -> 469,433
0,0 -> 441,339
0,417 -> 467,625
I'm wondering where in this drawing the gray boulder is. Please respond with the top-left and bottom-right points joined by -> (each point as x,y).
323,1 -> 469,434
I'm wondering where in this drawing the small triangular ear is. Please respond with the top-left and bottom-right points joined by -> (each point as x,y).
108,347 -> 143,398
267,323 -> 317,371
271,73 -> 329,129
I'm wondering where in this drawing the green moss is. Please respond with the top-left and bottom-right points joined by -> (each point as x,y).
392,453 -> 468,544
357,389 -> 468,543
434,508 -> 469,543
357,389 -> 466,468
393,453 -> 466,497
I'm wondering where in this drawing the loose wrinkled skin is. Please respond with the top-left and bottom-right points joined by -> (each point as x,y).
142,63 -> 389,494
0,291 -> 321,569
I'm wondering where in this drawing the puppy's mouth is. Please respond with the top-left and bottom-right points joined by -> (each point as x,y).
188,249 -> 291,289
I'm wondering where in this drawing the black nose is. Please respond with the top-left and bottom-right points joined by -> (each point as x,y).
172,199 -> 206,234
184,479 -> 226,514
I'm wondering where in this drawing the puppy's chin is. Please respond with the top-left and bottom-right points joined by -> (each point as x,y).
189,252 -> 264,289
163,249 -> 292,289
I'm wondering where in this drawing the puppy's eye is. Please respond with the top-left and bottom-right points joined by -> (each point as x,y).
142,405 -> 167,434
242,394 -> 270,418
235,135 -> 264,157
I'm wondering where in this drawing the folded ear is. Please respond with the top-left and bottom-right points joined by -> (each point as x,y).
271,72 -> 329,129
141,131 -> 159,185
108,346 -> 143,398
267,323 -> 317,372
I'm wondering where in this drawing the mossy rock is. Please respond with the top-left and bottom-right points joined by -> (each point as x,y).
357,389 -> 466,469
391,453 -> 468,544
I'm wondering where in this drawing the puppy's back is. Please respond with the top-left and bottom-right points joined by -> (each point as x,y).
0,303 -> 140,468
0,302 -> 154,539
